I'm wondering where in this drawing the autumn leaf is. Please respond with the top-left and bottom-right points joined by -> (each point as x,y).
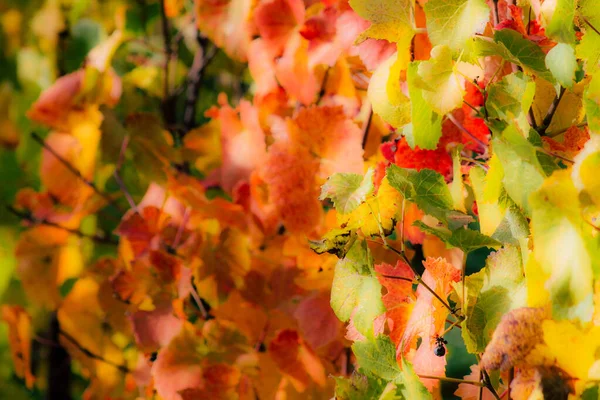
1,306 -> 34,388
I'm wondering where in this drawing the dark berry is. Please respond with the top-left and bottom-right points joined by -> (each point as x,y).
433,345 -> 446,357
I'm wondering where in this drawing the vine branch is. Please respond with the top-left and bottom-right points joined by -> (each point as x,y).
539,86 -> 566,135
183,35 -> 217,132
7,206 -> 118,245
417,374 -> 485,386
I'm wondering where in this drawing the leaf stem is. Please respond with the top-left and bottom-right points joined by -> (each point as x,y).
442,317 -> 463,336
362,106 -> 374,149
446,114 -> 488,150
417,374 -> 485,386
381,240 -> 464,320
59,329 -> 130,373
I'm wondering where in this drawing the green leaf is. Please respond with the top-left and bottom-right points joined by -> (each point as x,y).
387,165 -> 472,226
493,29 -> 553,81
386,164 -> 415,199
424,0 -> 489,51
490,206 -> 530,245
59,278 -> 78,298
387,165 -> 465,224
468,31 -> 553,81
320,169 -> 375,214
492,125 -> 545,215
460,246 -> 527,353
331,240 -> 385,338
334,372 -> 389,400
414,222 -> 501,253
584,74 -> 600,133
542,0 -> 576,44
65,19 -> 106,73
417,45 -> 464,115
398,356 -> 432,399
470,165 -> 530,245
403,62 -> 443,150
352,336 -> 400,381
412,169 -> 454,214
485,72 -> 536,132
545,43 -> 577,88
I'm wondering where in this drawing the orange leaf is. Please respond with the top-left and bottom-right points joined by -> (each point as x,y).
254,0 -> 305,58
260,141 -> 323,234
195,0 -> 253,61
1,305 -> 34,388
268,329 -> 327,392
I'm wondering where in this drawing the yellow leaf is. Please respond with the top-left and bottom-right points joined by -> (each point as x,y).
540,320 -> 600,381
349,0 -> 415,43
340,176 -> 403,237
368,46 -> 412,129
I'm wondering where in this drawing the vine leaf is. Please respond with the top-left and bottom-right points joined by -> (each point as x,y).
330,240 -> 385,339
424,0 -> 489,51
320,168 -> 375,214
404,62 -> 443,150
458,246 -> 527,353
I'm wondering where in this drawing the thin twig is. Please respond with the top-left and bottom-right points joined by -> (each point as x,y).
113,172 -> 138,212
581,15 -> 600,37
539,86 -> 566,134
446,114 -> 487,150
379,239 -> 464,320
463,100 -> 483,117
508,367 -> 514,400
378,275 -> 414,284
528,107 -> 538,130
536,147 -> 574,164
315,67 -> 330,104
113,136 -> 138,212
492,0 -> 500,26
7,206 -> 118,245
399,198 -> 406,252
190,281 -> 209,320
116,135 -> 129,171
159,0 -> 176,125
171,206 -> 191,249
361,106 -> 374,149
159,0 -> 172,97
482,368 -> 502,400
59,329 -> 130,373
31,132 -> 122,212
